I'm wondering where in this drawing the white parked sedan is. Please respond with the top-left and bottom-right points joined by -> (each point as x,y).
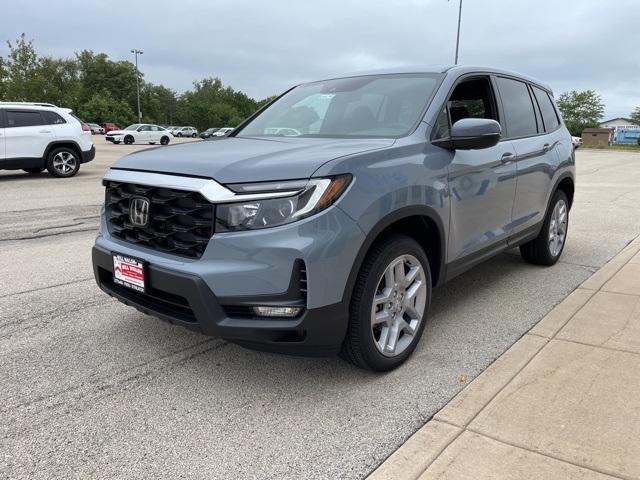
105,124 -> 172,145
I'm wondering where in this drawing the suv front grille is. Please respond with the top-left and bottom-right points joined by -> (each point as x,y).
105,181 -> 214,258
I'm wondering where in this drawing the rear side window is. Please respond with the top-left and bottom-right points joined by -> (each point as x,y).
6,110 -> 46,128
41,111 -> 66,125
531,86 -> 560,132
496,77 -> 538,138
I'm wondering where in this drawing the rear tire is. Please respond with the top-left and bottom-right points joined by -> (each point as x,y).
192,133 -> 197,138
341,234 -> 432,371
160,136 -> 170,145
45,147 -> 80,178
177,133 -> 182,137
520,190 -> 569,266
23,167 -> 45,174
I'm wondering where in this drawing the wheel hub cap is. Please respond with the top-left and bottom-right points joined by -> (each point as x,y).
371,254 -> 427,357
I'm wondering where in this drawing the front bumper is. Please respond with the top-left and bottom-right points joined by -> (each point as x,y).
92,244 -> 348,356
81,145 -> 96,163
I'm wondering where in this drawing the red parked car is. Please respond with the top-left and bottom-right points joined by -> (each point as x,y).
101,123 -> 123,134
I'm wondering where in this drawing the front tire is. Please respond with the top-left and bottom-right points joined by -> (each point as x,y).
520,190 -> 569,266
124,135 -> 134,145
177,133 -> 182,137
341,234 -> 432,371
46,147 -> 80,178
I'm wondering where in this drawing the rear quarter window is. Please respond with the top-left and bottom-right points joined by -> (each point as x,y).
41,111 -> 67,125
531,86 -> 560,132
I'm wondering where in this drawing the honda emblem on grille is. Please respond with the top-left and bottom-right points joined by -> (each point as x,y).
129,196 -> 150,227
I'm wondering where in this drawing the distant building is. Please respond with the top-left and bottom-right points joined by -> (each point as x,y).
613,126 -> 640,144
582,128 -> 611,147
599,117 -> 639,128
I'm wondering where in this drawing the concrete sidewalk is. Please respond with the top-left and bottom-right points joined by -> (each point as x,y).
370,236 -> 640,480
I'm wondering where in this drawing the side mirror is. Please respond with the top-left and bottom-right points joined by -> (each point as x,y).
434,118 -> 502,150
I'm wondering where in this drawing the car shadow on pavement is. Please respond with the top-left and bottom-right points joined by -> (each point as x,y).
121,250 -> 552,385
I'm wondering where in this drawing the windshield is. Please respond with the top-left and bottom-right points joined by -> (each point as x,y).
237,73 -> 442,138
125,124 -> 141,130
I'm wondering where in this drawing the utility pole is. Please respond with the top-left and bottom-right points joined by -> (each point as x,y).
130,49 -> 143,122
454,0 -> 462,64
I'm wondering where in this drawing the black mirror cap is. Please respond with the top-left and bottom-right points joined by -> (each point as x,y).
434,118 -> 502,150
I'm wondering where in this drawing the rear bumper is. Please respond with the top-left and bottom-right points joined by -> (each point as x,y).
81,145 -> 96,163
92,244 -> 348,356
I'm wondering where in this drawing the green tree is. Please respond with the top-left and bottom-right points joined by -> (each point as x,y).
630,106 -> 640,127
3,33 -> 40,101
77,91 -> 135,125
33,57 -> 82,108
556,90 -> 605,136
174,77 -> 260,130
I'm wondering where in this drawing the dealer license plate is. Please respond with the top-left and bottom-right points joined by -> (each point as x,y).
112,254 -> 146,292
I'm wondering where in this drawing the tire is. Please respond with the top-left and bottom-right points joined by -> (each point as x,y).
520,190 -> 569,266
192,133 -> 197,138
23,167 -> 45,174
177,133 -> 182,137
341,233 -> 432,371
45,147 -> 80,178
124,135 -> 134,145
160,136 -> 170,145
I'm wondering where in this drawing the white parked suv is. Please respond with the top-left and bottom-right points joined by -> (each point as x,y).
211,127 -> 234,137
105,124 -> 172,145
174,126 -> 198,137
0,102 -> 95,178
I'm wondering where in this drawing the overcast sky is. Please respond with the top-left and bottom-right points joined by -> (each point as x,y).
2,0 -> 639,119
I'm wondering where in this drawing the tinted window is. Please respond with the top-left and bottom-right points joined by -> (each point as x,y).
532,86 -> 560,132
6,110 -> 46,128
41,111 -> 66,125
497,77 -> 538,138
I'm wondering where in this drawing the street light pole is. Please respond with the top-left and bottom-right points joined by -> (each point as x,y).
130,49 -> 143,123
454,0 -> 462,64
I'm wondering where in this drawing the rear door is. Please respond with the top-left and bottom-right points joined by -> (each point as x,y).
4,109 -> 55,159
495,77 -> 558,236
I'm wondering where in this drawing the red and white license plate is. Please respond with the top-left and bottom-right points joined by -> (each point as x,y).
113,254 -> 146,292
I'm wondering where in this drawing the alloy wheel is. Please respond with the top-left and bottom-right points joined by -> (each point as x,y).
52,151 -> 77,176
548,199 -> 567,257
371,254 -> 427,357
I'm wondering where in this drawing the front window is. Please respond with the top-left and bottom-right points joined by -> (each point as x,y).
125,124 -> 141,131
236,73 -> 442,139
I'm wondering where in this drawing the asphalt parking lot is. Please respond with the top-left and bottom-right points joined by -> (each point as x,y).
2,143 -> 640,480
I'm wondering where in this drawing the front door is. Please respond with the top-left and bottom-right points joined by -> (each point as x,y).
439,76 -> 518,263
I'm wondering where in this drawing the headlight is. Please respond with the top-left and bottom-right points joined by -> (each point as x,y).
215,175 -> 351,232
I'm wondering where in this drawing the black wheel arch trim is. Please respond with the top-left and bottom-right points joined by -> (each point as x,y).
550,171 -> 575,210
341,205 -> 447,305
44,140 -> 83,161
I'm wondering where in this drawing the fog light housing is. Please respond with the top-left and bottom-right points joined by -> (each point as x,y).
253,306 -> 301,318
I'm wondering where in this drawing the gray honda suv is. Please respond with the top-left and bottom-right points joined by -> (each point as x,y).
92,66 -> 574,371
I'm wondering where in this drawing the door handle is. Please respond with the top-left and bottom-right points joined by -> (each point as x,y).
500,152 -> 515,164
39,129 -> 52,133
542,143 -> 550,153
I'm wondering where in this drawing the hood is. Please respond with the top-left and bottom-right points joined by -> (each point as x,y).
111,136 -> 395,183
107,130 -> 127,135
